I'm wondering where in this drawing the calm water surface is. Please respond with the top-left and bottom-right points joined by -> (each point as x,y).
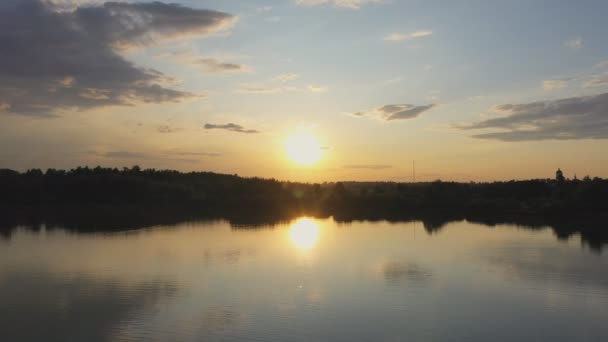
1,218 -> 607,341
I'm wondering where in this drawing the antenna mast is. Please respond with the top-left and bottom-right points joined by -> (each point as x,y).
413,160 -> 416,183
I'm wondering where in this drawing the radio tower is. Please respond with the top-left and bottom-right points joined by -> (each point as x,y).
413,160 -> 416,183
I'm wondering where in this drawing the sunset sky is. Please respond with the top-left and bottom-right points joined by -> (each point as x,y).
1,0 -> 608,182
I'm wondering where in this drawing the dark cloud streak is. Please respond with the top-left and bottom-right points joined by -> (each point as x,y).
379,104 -> 436,121
169,151 -> 221,157
102,151 -> 146,159
353,103 -> 436,121
461,92 -> 608,141
196,58 -> 248,74
204,123 -> 259,134
344,164 -> 392,170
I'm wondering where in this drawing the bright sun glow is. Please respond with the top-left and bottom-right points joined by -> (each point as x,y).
289,218 -> 319,249
285,132 -> 323,165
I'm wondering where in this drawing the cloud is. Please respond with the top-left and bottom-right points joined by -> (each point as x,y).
236,73 -> 325,94
583,74 -> 608,88
90,149 -> 220,163
204,123 -> 259,134
563,37 -> 582,50
542,79 -> 569,90
308,85 -> 328,92
0,1 -> 235,116
236,84 -> 285,94
265,16 -> 281,22
460,92 -> 608,141
155,50 -> 250,74
379,77 -> 403,86
272,73 -> 299,82
384,30 -> 433,42
157,125 -> 179,133
256,6 -> 273,13
102,151 -> 146,158
344,164 -> 392,170
576,61 -> 608,88
169,151 -> 221,157
195,58 -> 250,74
540,62 -> 608,90
236,83 -> 323,94
295,0 -> 381,9
594,60 -> 608,69
354,104 -> 437,121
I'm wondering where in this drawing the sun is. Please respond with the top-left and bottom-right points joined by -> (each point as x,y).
285,131 -> 323,165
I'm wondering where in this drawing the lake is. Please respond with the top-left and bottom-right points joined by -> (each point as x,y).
1,217 -> 607,341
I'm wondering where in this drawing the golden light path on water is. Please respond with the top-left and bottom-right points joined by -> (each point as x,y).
289,217 -> 319,249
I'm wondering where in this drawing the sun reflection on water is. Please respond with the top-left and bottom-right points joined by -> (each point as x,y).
289,218 -> 319,249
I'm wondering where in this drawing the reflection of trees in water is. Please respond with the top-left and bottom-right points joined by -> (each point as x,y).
463,215 -> 608,254
337,213 -> 608,254
333,212 -> 608,253
1,207 -> 607,252
0,270 -> 177,342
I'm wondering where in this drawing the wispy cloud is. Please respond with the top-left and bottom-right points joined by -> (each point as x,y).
168,151 -> 221,157
195,58 -> 251,74
204,123 -> 260,134
272,73 -> 299,82
236,83 -> 325,94
594,60 -> 608,69
256,6 -> 273,13
236,72 -> 298,93
583,74 -> 608,88
156,50 -> 250,74
459,92 -> 608,141
295,0 -> 381,10
384,30 -> 433,42
157,125 -> 180,133
539,62 -> 608,90
563,36 -> 583,50
379,77 -> 403,86
308,85 -> 328,92
236,73 -> 325,94
236,84 -> 286,94
542,79 -> 570,90
344,164 -> 392,170
354,104 -> 437,121
265,16 -> 281,22
102,151 -> 146,159
92,149 -> 217,163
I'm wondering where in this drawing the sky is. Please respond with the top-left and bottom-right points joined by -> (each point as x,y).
1,0 -> 608,182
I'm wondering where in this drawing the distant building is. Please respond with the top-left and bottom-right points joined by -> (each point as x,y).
556,168 -> 565,182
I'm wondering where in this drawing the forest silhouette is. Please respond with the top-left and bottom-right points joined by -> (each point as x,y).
1,166 -> 607,250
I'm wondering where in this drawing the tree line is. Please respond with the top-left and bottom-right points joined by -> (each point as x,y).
1,166 -> 607,217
